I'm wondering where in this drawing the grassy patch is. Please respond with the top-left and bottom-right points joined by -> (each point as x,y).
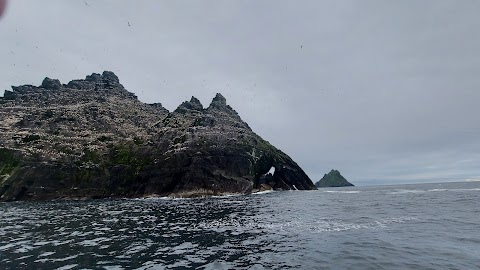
0,148 -> 21,177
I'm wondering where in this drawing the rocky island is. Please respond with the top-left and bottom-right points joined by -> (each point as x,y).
0,71 -> 316,201
315,169 -> 354,188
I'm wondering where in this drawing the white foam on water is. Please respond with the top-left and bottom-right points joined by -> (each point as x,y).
104,210 -> 125,215
311,216 -> 419,232
78,237 -> 110,247
136,260 -> 168,270
96,261 -> 112,265
124,240 -> 153,256
390,188 -> 480,195
94,226 -> 112,232
211,193 -> 242,198
324,190 -> 361,194
14,244 -> 36,253
200,260 -> 235,270
102,218 -> 120,223
69,231 -> 93,237
0,243 -> 16,251
170,242 -> 198,255
51,239 -> 74,246
133,196 -> 170,201
56,264 -> 78,270
252,190 -> 274,195
447,188 -> 480,192
33,241 -> 51,246
184,254 -> 207,264
16,255 -> 33,261
388,189 -> 426,195
38,251 -> 56,257
196,214 -> 419,235
220,200 -> 244,204
99,245 -> 110,250
103,266 -> 124,270
34,254 -> 80,263
165,260 -> 192,269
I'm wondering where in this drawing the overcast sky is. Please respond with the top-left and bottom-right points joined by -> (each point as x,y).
1,0 -> 480,185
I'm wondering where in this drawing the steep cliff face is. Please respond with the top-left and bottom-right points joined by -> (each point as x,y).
315,170 -> 354,188
0,71 -> 316,201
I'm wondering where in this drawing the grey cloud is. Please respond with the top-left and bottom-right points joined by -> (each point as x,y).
1,0 -> 480,185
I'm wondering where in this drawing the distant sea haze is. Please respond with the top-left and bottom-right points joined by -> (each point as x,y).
1,181 -> 479,269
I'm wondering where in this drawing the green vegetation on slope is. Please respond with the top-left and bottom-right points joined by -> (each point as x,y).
0,148 -> 21,178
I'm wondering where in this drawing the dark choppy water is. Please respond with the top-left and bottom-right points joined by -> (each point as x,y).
1,181 -> 479,269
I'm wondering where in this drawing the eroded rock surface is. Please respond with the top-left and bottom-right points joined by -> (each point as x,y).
0,72 -> 316,201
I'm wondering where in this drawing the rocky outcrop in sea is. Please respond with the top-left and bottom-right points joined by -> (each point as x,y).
0,71 -> 316,201
315,170 -> 354,188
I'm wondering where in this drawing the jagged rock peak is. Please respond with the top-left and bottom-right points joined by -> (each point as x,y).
102,71 -> 120,83
212,93 -> 226,105
190,96 -> 202,107
4,71 -> 140,103
208,93 -> 231,111
0,90 -> 15,100
85,73 -> 102,82
41,77 -> 62,90
148,102 -> 165,109
207,93 -> 240,117
175,96 -> 204,113
329,169 -> 341,175
84,71 -> 119,84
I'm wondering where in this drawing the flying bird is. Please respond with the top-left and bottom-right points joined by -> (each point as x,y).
128,22 -> 131,27
300,45 -> 303,49
84,1 -> 90,6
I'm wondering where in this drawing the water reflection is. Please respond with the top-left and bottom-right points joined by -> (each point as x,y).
0,194 -> 301,269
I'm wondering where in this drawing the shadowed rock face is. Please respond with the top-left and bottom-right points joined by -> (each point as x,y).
0,71 -> 316,201
315,170 -> 354,188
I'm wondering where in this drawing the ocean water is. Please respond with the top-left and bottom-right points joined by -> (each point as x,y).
1,182 -> 479,270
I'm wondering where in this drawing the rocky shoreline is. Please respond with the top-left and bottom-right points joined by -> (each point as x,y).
0,71 -> 316,201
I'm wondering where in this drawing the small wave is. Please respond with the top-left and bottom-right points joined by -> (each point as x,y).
124,242 -> 152,256
195,215 -> 418,234
78,237 -> 110,247
134,196 -> 197,201
103,266 -> 124,270
389,188 -> 480,195
446,188 -> 480,192
323,190 -> 361,194
38,251 -> 56,258
211,193 -> 242,198
388,189 -> 426,195
56,264 -> 78,270
34,255 -> 79,263
133,196 -> 171,201
252,190 -> 275,195
0,243 -> 16,251
312,216 -> 418,232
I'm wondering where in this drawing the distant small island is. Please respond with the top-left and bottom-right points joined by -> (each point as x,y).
315,170 -> 354,188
